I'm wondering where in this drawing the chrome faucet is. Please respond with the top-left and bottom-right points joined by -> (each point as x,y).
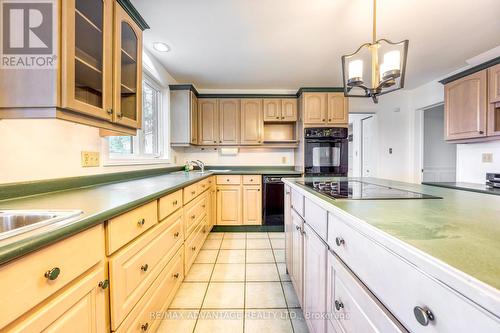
190,160 -> 205,173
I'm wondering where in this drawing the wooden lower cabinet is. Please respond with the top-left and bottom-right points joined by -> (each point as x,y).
4,264 -> 108,332
242,185 -> 262,225
217,185 -> 242,225
116,247 -> 184,333
303,223 -> 327,333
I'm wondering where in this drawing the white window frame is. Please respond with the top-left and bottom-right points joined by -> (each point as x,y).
102,71 -> 172,166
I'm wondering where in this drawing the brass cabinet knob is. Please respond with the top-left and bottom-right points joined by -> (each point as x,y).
282,117 -> 285,119
214,141 -> 217,143
191,246 -> 196,251
479,130 -> 485,134
117,112 -> 123,119
335,300 -> 344,311
191,215 -> 196,219
106,108 -> 113,115
276,116 -> 279,119
335,237 -> 345,246
137,218 -> 145,226
191,191 -> 196,195
98,279 -> 109,290
140,323 -> 149,331
414,306 -> 435,326
173,200 -> 178,205
44,267 -> 60,281
141,264 -> 149,272
173,273 -> 180,279
174,231 -> 180,238
322,119 -> 325,121
250,179 -> 253,182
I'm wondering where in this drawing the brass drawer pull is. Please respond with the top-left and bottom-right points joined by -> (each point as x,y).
173,273 -> 180,279
140,323 -> 149,331
141,264 -> 149,272
174,231 -> 180,238
173,200 -> 178,205
98,279 -> 109,290
191,246 -> 196,251
191,191 -> 196,195
44,267 -> 60,281
137,218 -> 145,226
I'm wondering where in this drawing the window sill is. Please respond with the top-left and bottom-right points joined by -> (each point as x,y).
103,159 -> 173,167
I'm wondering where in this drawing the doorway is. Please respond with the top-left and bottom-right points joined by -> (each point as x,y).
361,116 -> 375,177
348,113 -> 376,178
422,105 -> 456,182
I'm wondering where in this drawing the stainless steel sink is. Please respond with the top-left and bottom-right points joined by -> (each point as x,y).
0,210 -> 82,240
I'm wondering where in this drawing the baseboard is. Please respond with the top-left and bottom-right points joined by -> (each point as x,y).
211,225 -> 284,232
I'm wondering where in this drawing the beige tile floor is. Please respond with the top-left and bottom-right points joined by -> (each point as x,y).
157,232 -> 309,333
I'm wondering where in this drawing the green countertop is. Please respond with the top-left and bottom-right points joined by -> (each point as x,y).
284,177 -> 500,290
0,168 -> 300,265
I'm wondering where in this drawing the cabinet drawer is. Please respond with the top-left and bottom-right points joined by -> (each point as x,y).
109,210 -> 183,330
183,182 -> 199,204
217,175 -> 242,185
291,189 -> 304,217
0,225 -> 104,329
304,197 -> 327,240
184,218 -> 208,272
328,212 -> 500,333
116,247 -> 184,333
158,189 -> 182,221
184,192 -> 209,238
4,264 -> 107,333
243,175 -> 261,185
198,178 -> 211,193
106,201 -> 158,255
327,252 -> 404,333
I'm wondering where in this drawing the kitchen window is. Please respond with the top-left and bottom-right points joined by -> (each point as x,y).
104,74 -> 170,164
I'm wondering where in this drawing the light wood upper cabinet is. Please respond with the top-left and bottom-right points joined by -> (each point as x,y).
190,92 -> 198,144
444,69 -> 487,140
282,99 -> 298,121
198,98 -> 218,145
263,99 -> 282,121
219,99 -> 240,145
61,0 -> 113,121
113,2 -> 143,129
241,99 -> 263,144
489,63 -> 500,104
242,185 -> 262,225
327,93 -> 348,125
303,93 -> 328,124
216,185 -> 242,225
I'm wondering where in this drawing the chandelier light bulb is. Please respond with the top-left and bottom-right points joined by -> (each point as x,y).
348,60 -> 363,80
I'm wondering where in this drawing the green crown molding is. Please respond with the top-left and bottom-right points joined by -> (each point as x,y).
117,0 -> 150,30
169,85 -> 345,99
439,56 -> 500,85
0,166 -> 182,201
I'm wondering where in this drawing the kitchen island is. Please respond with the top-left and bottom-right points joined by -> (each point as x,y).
283,177 -> 500,333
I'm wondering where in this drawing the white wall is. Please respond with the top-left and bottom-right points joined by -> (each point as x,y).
0,50 -> 179,184
177,147 -> 295,166
456,141 -> 500,183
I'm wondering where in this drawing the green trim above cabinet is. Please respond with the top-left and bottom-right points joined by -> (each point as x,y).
439,56 -> 500,85
169,84 -> 345,98
116,0 -> 150,30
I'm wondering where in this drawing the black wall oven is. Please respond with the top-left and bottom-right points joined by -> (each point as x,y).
304,127 -> 348,176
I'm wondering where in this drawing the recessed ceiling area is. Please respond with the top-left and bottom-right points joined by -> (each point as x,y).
132,0 -> 500,90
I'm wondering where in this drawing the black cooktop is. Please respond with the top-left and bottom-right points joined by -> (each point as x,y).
297,180 -> 441,200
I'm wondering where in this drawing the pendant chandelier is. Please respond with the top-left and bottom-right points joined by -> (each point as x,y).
341,0 -> 409,103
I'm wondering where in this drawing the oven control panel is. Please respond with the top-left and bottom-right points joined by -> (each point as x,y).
305,127 -> 348,139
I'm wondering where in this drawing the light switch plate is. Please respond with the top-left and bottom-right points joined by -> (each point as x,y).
282,156 -> 288,164
482,153 -> 493,163
81,151 -> 100,167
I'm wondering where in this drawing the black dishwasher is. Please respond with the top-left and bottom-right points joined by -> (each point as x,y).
263,174 -> 301,226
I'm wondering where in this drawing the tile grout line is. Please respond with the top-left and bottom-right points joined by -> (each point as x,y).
190,232 -> 223,333
270,235 -> 296,333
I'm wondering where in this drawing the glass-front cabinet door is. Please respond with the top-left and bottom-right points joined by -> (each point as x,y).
61,0 -> 113,120
113,3 -> 143,129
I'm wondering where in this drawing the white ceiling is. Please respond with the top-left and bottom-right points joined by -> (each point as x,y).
132,0 -> 500,90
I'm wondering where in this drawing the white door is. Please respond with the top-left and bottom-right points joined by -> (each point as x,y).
361,116 -> 375,177
423,105 -> 457,182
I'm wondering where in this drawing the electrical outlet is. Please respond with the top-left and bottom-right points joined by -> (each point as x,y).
482,153 -> 493,163
282,156 -> 288,164
81,151 -> 100,167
